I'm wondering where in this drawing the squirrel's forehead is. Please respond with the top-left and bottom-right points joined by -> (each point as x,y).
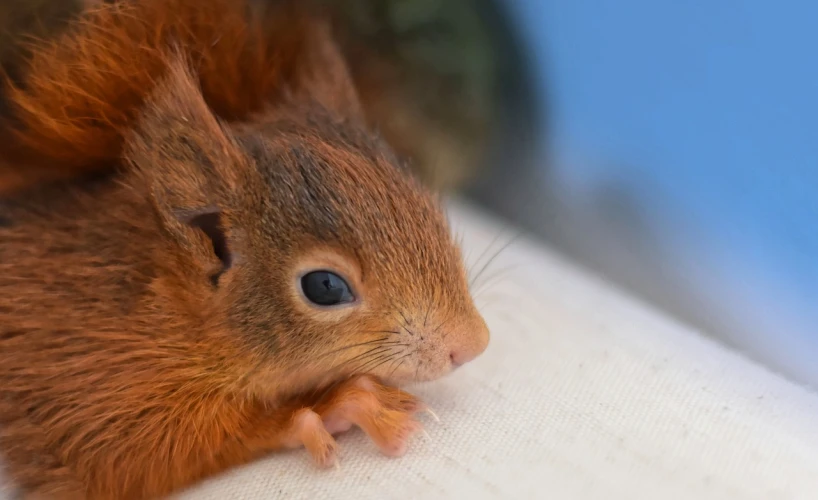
248,128 -> 451,248
292,194 -> 453,259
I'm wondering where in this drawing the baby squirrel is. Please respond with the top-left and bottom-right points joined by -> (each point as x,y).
0,0 -> 490,498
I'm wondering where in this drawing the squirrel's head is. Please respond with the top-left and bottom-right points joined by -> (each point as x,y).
124,23 -> 488,394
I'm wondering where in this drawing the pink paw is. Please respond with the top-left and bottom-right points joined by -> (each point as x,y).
288,409 -> 339,468
311,375 -> 428,460
376,417 -> 423,457
322,415 -> 354,435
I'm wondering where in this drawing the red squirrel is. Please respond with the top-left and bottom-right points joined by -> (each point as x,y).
0,0 -> 490,498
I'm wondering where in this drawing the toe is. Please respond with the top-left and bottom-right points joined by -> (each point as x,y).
290,408 -> 339,467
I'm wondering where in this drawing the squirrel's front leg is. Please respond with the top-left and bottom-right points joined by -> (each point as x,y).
224,403 -> 339,470
268,407 -> 340,467
311,375 -> 425,458
229,376 -> 424,471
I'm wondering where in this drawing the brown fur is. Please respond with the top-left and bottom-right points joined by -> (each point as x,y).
0,0 -> 342,190
0,1 -> 489,498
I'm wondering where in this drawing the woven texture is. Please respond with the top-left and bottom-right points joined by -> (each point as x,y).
5,200 -> 818,499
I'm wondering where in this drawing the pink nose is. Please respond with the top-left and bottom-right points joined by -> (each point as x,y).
449,345 -> 483,367
449,351 -> 468,368
445,314 -> 490,368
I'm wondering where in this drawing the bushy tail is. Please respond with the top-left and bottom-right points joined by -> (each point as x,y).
0,0 -> 316,193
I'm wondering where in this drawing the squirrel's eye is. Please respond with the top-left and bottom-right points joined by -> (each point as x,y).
300,271 -> 355,306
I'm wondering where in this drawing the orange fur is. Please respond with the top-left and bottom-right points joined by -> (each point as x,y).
0,1 -> 489,498
0,0 -> 324,190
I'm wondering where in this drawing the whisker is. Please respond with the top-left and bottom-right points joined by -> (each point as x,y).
317,338 -> 399,360
387,352 -> 413,378
389,359 -> 407,380
475,291 -> 519,311
330,346 -> 393,371
384,349 -> 406,374
472,264 -> 520,300
334,341 -> 406,375
350,352 -> 396,374
396,311 -> 414,335
432,313 -> 454,339
469,232 -> 524,291
468,229 -> 507,280
358,352 -> 403,375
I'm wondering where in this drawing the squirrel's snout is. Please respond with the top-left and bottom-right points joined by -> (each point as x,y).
446,315 -> 490,368
381,309 -> 489,383
449,347 -> 477,367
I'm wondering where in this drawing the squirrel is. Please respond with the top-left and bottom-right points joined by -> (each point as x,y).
0,0 -> 490,498
0,0 -> 499,193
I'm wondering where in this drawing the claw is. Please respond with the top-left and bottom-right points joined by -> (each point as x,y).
423,407 -> 441,423
312,376 -> 426,459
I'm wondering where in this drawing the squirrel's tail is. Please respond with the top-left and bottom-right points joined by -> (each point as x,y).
0,0 -> 314,193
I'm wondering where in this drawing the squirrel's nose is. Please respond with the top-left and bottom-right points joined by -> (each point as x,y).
447,316 -> 489,367
449,350 -> 470,367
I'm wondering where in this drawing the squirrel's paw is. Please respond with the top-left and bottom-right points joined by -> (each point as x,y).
317,375 -> 424,458
285,408 -> 339,468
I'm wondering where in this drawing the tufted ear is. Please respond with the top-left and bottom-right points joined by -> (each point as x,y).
286,15 -> 365,123
124,56 -> 248,285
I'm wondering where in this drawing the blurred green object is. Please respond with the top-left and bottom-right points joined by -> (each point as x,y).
322,0 -> 502,190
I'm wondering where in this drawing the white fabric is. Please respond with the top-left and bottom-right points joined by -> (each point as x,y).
5,200 -> 818,499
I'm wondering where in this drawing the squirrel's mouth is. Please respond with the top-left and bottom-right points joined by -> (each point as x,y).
366,338 -> 488,385
356,311 -> 490,384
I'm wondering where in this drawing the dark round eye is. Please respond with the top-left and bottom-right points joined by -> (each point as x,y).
300,270 -> 355,306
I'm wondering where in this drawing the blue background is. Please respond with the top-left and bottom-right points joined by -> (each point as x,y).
502,0 -> 818,385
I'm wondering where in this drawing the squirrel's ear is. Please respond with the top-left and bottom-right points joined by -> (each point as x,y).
288,17 -> 365,123
125,57 -> 247,285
